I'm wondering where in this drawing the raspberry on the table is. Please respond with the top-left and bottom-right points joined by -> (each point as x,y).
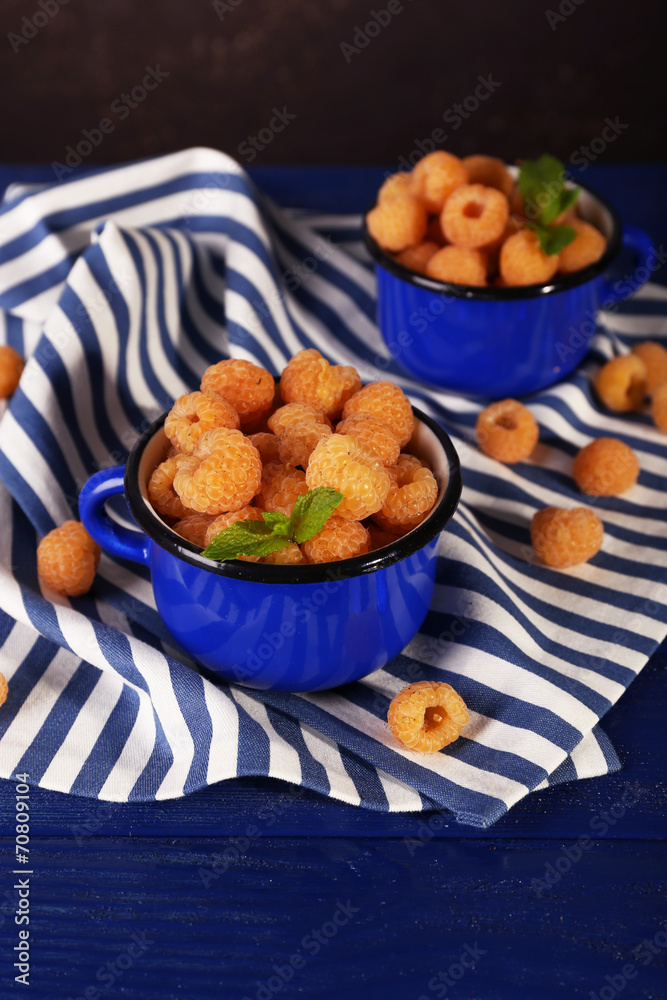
0,345 -> 24,398
500,229 -> 560,286
247,431 -> 281,465
336,413 -> 400,467
558,220 -> 606,274
476,399 -> 539,464
255,462 -> 308,516
280,349 -> 361,418
652,383 -> 667,433
0,672 -> 7,708
172,427 -> 262,514
301,515 -> 370,564
37,520 -> 101,597
173,512 -> 217,548
165,391 -> 239,454
461,155 -> 514,197
395,240 -> 440,275
632,341 -> 667,395
530,507 -> 603,568
278,421 -> 332,469
374,465 -> 438,531
200,358 -> 275,425
306,434 -> 391,520
426,246 -> 487,286
366,195 -> 428,253
441,184 -> 509,249
378,172 -> 413,204
342,381 -> 414,448
148,454 -> 193,520
203,506 -> 265,545
263,542 -> 307,565
410,151 -> 469,214
387,680 -> 469,753
594,354 -> 647,412
268,402 -> 330,438
573,438 -> 639,496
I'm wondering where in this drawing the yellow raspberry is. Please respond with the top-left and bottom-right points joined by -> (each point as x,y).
255,463 -> 308,516
342,381 -> 414,448
461,155 -> 514,196
573,438 -> 639,496
366,195 -> 428,253
652,383 -> 667,433
374,465 -> 438,532
594,354 -> 647,412
280,349 -> 361,418
476,399 -> 539,464
247,432 -> 281,465
394,240 -> 440,275
278,422 -> 332,469
500,229 -> 560,286
0,345 -> 24,398
0,672 -> 7,707
164,391 -> 240,454
410,151 -> 469,213
336,413 -> 400,466
378,172 -> 413,204
530,507 -> 603,569
441,184 -> 509,249
558,220 -> 606,275
172,512 -> 217,548
426,246 -> 487,286
268,402 -> 330,437
203,506 -> 264,544
388,680 -> 469,753
263,543 -> 307,565
37,521 -> 101,597
201,358 -> 275,425
306,435 -> 391,520
148,454 -> 193,520
173,428 -> 262,514
301,515 -> 370,564
632,341 -> 667,395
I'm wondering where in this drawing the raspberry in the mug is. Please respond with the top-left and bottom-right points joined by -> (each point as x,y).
651,383 -> 667,433
37,520 -> 101,597
0,345 -> 24,398
368,523 -> 404,550
476,399 -> 539,464
499,229 -> 560,286
263,542 -> 307,565
278,421 -> 332,469
255,462 -> 308,516
336,413 -> 401,467
410,151 -> 469,214
302,515 -> 370,564
280,349 -> 362,418
247,431 -> 281,465
387,680 -> 469,753
148,454 -> 193,520
631,341 -> 667,395
594,354 -> 647,412
200,358 -> 275,425
268,402 -> 330,438
378,172 -> 413,204
0,672 -> 7,708
461,155 -> 514,197
366,195 -> 428,253
374,465 -> 438,531
573,438 -> 640,496
395,240 -> 441,275
558,219 -> 606,274
306,434 -> 391,521
173,512 -> 218,548
173,427 -> 262,514
165,391 -> 240,454
203,506 -> 265,546
342,381 -> 414,447
426,245 -> 487,286
441,184 -> 509,250
530,506 -> 603,568
426,215 -> 446,245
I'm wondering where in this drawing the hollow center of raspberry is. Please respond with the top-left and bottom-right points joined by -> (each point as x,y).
463,201 -> 484,219
495,415 -> 517,430
423,706 -> 446,731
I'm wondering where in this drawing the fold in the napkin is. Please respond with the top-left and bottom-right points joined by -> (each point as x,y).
0,147 -> 665,826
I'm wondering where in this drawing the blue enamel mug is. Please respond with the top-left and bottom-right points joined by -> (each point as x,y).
363,173 -> 654,397
79,408 -> 461,692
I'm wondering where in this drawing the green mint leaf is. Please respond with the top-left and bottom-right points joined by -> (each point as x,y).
518,155 -> 578,228
260,511 -> 291,536
555,185 -> 580,219
288,487 -> 344,544
531,222 -> 577,256
202,520 -> 291,561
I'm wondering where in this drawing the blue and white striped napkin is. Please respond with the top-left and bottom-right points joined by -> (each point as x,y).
0,147 -> 665,827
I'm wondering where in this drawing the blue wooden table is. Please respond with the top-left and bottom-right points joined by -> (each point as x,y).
0,164 -> 665,1000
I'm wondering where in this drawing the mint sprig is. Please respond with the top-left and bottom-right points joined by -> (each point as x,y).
201,487 -> 344,562
517,154 -> 580,255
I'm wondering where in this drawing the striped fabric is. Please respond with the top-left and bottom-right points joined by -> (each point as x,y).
0,147 -> 664,827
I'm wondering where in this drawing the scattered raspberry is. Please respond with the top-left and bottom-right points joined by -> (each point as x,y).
306,434 -> 391,520
336,413 -> 400,466
378,172 -> 413,204
172,428 -> 262,514
301,515 -> 370,564
594,354 -> 647,412
573,438 -> 640,496
652,383 -> 667,433
410,151 -> 469,214
558,219 -> 606,274
342,381 -> 414,448
500,229 -> 560,286
263,542 -> 307,565
173,512 -> 217,548
374,464 -> 438,531
200,358 -> 275,425
0,672 -> 6,708
278,421 -> 332,469
388,680 -> 469,753
632,341 -> 667,395
164,391 -> 239,454
395,240 -> 440,275
203,506 -> 264,546
366,195 -> 428,253
461,155 -> 514,197
0,345 -> 24,398
247,431 -> 281,465
280,349 -> 361,418
37,520 -> 101,597
530,507 -> 603,568
441,184 -> 509,250
148,454 -> 193,520
476,399 -> 539,463
426,245 -> 487,286
255,463 -> 308,516
268,402 -> 330,437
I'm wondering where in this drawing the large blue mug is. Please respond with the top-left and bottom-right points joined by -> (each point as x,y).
79,408 -> 461,692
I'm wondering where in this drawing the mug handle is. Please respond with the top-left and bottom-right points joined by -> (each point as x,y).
79,466 -> 150,566
600,224 -> 655,305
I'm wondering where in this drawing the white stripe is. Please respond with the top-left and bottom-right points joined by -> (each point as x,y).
299,722 -> 362,807
231,687 -> 302,785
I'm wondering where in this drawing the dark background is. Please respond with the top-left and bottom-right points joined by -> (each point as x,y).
0,0 -> 664,169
